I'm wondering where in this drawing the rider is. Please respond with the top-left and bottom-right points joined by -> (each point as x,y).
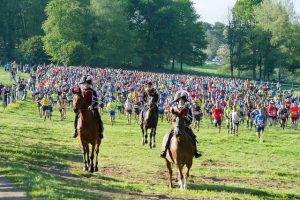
142,81 -> 159,106
160,90 -> 201,159
140,81 -> 159,123
72,75 -> 104,139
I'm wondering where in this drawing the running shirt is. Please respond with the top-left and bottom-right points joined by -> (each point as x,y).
279,108 -> 288,119
107,101 -> 116,111
255,115 -> 266,128
41,97 -> 50,106
232,111 -> 240,123
267,105 -> 276,117
158,102 -> 164,112
212,108 -> 223,121
290,106 -> 299,118
286,101 -> 291,109
225,106 -> 232,117
124,101 -> 132,110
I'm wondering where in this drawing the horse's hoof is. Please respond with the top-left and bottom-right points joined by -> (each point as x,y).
83,166 -> 88,171
152,144 -> 156,148
89,167 -> 94,173
94,167 -> 99,172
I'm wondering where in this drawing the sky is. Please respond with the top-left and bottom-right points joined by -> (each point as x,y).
192,0 -> 300,24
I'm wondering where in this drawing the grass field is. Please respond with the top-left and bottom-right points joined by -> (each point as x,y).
0,67 -> 30,86
0,67 -> 300,199
0,98 -> 299,199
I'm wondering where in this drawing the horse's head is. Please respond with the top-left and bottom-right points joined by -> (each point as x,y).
72,86 -> 86,112
171,108 -> 185,136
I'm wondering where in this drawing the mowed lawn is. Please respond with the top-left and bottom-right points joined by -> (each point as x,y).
0,97 -> 299,200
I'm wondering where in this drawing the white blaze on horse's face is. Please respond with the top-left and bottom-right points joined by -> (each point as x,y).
174,116 -> 180,136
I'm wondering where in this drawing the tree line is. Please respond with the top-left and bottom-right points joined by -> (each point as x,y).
205,0 -> 300,81
0,0 -> 207,72
1,0 -> 299,81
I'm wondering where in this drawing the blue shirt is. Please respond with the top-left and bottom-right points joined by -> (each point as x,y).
255,115 -> 266,128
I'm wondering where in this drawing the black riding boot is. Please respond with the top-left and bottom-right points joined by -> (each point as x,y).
94,109 -> 104,139
73,113 -> 79,138
194,144 -> 202,158
160,132 -> 173,158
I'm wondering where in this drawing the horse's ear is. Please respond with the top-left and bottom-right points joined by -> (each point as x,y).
171,108 -> 175,114
72,86 -> 81,94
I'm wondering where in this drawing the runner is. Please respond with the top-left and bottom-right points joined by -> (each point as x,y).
254,109 -> 267,142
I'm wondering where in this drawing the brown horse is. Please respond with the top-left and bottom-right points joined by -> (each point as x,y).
72,87 -> 103,172
139,102 -> 158,149
162,108 -> 195,190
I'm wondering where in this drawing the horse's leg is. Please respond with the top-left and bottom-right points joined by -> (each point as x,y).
149,128 -> 153,149
177,164 -> 184,190
152,127 -> 156,148
144,126 -> 148,144
89,144 -> 95,172
86,145 -> 90,168
95,143 -> 100,172
184,163 -> 192,190
166,160 -> 173,189
82,145 -> 88,171
141,124 -> 145,145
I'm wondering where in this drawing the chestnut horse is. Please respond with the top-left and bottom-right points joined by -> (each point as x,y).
72,87 -> 103,172
162,108 -> 195,190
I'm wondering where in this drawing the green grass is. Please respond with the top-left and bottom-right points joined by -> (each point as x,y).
0,67 -> 30,86
0,65 -> 300,199
0,99 -> 299,200
164,63 -> 223,76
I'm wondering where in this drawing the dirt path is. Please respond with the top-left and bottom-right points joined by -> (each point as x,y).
0,175 -> 29,200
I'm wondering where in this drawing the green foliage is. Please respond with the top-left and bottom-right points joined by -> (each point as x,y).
204,22 -> 226,60
60,41 -> 90,66
42,0 -> 91,65
90,0 -> 140,66
0,0 -> 48,61
20,36 -> 48,65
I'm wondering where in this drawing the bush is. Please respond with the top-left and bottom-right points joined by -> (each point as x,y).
60,41 -> 90,66
20,36 -> 49,65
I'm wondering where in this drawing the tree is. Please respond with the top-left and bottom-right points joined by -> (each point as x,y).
254,0 -> 296,81
0,0 -> 48,62
205,22 -> 226,60
43,0 -> 91,65
60,41 -> 90,66
90,0 -> 139,66
20,36 -> 48,65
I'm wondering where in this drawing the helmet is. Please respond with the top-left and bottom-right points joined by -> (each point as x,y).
173,90 -> 190,102
80,75 -> 93,85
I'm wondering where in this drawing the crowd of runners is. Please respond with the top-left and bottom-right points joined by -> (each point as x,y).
28,65 -> 300,141
1,64 -> 299,141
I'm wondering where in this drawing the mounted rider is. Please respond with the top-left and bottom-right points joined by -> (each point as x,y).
142,81 -> 159,106
160,90 -> 201,158
72,75 -> 103,139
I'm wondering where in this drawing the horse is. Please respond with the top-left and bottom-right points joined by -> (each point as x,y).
139,97 -> 158,149
162,108 -> 195,190
72,87 -> 103,172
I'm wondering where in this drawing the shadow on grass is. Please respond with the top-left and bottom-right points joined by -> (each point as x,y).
189,183 -> 299,199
